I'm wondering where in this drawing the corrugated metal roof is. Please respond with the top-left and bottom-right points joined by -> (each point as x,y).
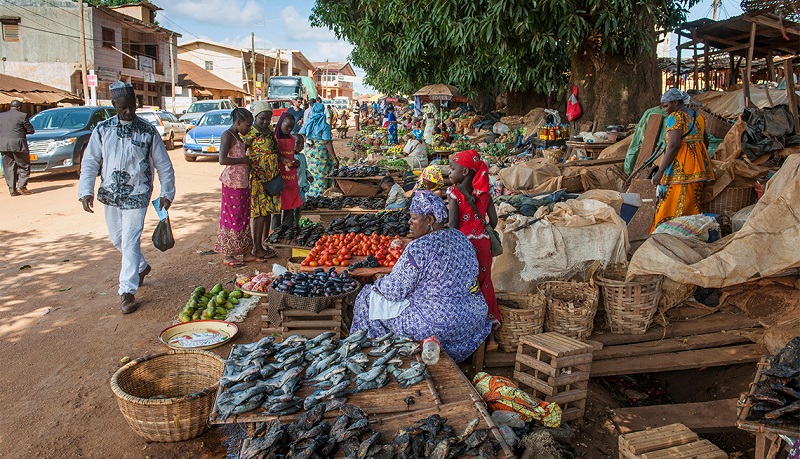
0,74 -> 83,105
177,59 -> 246,94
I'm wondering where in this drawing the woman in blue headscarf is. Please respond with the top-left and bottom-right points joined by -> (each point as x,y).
299,102 -> 339,196
350,190 -> 492,363
402,128 -> 429,168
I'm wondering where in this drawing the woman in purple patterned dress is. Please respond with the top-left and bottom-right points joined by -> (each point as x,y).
350,190 -> 492,363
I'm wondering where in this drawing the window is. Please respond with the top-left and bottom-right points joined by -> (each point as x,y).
2,22 -> 19,42
204,61 -> 214,71
101,27 -> 115,48
88,110 -> 108,129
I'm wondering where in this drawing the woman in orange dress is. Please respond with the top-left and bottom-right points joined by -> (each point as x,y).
650,89 -> 714,233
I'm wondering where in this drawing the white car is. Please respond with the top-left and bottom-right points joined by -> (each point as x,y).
137,110 -> 187,149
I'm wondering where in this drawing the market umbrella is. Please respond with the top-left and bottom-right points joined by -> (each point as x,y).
412,84 -> 467,103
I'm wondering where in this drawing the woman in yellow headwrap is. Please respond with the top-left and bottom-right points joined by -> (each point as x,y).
405,165 -> 445,198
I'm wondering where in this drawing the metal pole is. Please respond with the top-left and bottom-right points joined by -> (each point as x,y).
78,0 -> 90,105
169,32 -> 176,113
251,32 -> 257,101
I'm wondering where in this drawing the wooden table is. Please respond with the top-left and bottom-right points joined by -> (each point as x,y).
209,350 -> 515,457
565,140 -> 615,159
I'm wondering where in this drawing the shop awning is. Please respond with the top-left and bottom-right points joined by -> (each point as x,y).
0,74 -> 83,105
178,59 -> 247,95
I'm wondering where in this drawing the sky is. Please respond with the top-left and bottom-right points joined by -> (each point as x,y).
156,0 -> 742,95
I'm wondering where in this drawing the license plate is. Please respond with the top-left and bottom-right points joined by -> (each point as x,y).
30,154 -> 38,161
202,146 -> 218,153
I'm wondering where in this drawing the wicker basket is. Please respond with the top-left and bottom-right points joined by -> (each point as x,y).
561,174 -> 585,193
595,264 -> 663,334
495,291 -> 546,352
705,186 -> 757,216
110,350 -> 224,442
543,148 -> 564,164
540,281 -> 599,340
700,108 -> 734,140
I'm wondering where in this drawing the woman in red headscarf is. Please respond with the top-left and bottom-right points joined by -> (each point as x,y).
447,149 -> 501,351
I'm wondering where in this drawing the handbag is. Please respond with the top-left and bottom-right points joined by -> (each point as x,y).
457,185 -> 503,257
152,217 -> 175,252
261,173 -> 285,196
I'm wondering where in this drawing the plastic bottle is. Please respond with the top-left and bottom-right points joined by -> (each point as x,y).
421,336 -> 441,365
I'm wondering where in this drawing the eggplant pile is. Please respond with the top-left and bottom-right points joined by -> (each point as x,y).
271,268 -> 359,297
326,210 -> 410,237
239,412 -> 499,459
268,222 -> 324,247
746,336 -> 800,425
330,165 -> 386,178
304,196 -> 387,211
350,255 -> 380,269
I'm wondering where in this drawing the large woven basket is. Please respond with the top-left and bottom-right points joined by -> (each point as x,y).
495,291 -> 546,352
705,186 -> 757,216
540,281 -> 599,340
111,350 -> 224,442
699,108 -> 734,139
595,264 -> 663,334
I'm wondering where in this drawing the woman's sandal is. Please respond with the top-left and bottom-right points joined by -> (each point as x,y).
223,258 -> 244,267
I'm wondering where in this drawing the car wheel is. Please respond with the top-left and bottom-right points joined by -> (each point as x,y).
166,132 -> 175,150
184,153 -> 196,162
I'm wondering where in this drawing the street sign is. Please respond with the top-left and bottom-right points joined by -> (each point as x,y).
87,74 -> 97,87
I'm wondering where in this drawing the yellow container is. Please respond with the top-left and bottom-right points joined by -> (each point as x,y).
292,248 -> 310,258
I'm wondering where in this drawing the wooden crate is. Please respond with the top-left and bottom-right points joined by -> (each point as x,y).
640,440 -> 727,459
618,423 -> 698,459
261,299 -> 343,340
334,178 -> 381,197
514,332 -> 593,422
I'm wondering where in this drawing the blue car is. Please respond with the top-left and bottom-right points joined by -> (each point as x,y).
27,106 -> 117,175
182,109 -> 234,162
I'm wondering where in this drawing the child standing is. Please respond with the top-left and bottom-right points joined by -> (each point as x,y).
447,149 -> 501,351
272,113 -> 303,229
380,175 -> 408,210
216,108 -> 256,267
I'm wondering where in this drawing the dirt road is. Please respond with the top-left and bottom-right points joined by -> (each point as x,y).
0,134 -> 355,458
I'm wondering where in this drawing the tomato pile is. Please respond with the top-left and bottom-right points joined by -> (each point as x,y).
300,233 -> 405,268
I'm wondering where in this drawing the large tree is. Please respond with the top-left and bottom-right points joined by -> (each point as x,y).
311,0 -> 697,125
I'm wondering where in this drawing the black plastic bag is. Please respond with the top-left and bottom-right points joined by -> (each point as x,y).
152,217 -> 175,252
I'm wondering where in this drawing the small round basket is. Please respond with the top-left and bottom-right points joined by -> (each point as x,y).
561,174 -> 585,193
595,264 -> 663,334
543,148 -> 564,164
540,281 -> 598,340
495,291 -> 546,352
110,350 -> 224,442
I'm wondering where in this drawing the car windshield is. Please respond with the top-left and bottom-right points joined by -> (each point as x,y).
197,112 -> 232,126
269,101 -> 291,109
30,109 -> 91,130
187,102 -> 218,113
138,112 -> 160,126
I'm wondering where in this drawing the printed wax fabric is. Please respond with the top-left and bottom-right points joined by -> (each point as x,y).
473,372 -> 561,427
245,126 -> 281,217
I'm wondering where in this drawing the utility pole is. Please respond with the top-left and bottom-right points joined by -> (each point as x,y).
251,32 -> 257,101
713,0 -> 720,21
78,0 -> 90,105
169,32 -> 176,113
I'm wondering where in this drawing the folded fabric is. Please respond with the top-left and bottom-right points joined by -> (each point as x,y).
368,288 -> 410,321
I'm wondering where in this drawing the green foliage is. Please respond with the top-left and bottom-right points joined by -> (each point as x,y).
311,0 -> 698,97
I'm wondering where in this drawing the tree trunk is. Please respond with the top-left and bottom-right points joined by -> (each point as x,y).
503,89 -> 550,116
571,40 -> 661,129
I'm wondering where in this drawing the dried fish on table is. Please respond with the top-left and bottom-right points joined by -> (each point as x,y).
746,336 -> 800,425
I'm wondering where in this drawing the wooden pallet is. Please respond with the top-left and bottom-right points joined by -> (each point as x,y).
619,423 -> 698,459
514,333 -> 593,422
619,422 -> 726,459
261,299 -> 344,340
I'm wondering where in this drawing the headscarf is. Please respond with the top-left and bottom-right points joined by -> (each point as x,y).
410,190 -> 448,223
450,149 -> 490,195
412,129 -> 423,141
661,88 -> 690,104
299,103 -> 332,141
419,165 -> 443,190
253,101 -> 272,119
274,112 -> 294,140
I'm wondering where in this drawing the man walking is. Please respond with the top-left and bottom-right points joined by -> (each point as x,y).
0,100 -> 35,196
287,97 -> 304,135
78,81 -> 175,313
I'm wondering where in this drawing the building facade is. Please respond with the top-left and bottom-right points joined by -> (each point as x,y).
0,1 -> 179,107
312,62 -> 356,100
178,40 -> 316,104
